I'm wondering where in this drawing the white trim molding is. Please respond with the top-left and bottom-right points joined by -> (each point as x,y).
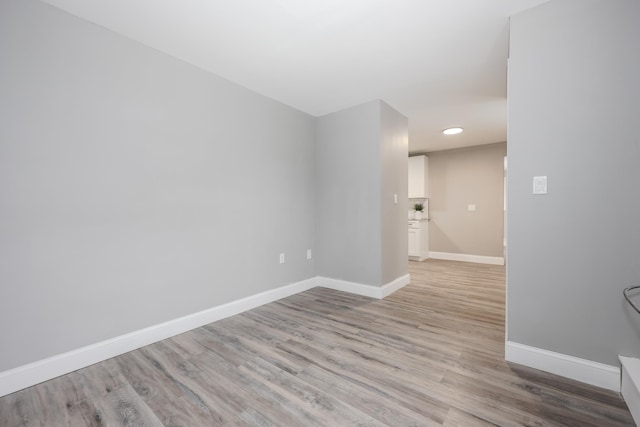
0,277 -> 317,398
317,274 -> 410,300
317,277 -> 382,299
429,251 -> 504,265
381,274 -> 411,298
0,273 -> 413,398
505,341 -> 621,392
620,356 -> 640,425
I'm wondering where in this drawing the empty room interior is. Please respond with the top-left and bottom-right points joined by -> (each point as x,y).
1,0 -> 639,425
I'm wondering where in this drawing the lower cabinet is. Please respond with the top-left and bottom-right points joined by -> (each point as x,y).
408,220 -> 429,261
408,228 -> 419,257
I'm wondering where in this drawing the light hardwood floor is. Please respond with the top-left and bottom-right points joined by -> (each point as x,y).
0,259 -> 634,426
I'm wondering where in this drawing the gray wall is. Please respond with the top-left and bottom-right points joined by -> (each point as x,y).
316,100 -> 408,286
0,0 -> 316,371
380,102 -> 409,284
316,101 -> 382,285
428,143 -> 506,258
508,0 -> 640,366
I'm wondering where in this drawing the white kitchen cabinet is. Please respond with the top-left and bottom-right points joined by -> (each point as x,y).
408,228 -> 419,257
408,155 -> 429,199
408,220 -> 429,261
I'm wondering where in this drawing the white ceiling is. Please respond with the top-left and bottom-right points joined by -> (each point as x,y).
40,0 -> 549,153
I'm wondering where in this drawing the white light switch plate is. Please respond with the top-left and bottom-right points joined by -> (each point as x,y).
533,176 -> 548,194
467,204 -> 476,212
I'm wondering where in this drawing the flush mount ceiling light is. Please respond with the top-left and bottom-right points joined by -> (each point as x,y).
442,127 -> 463,135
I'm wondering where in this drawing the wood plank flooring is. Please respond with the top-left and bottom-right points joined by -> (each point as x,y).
0,259 -> 635,426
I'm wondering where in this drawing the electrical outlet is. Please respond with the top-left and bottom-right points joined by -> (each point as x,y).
307,249 -> 312,260
468,204 -> 476,212
279,253 -> 285,264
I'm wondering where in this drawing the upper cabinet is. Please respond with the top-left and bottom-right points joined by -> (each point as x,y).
408,155 -> 429,198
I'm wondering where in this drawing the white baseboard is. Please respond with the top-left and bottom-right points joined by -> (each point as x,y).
0,277 -> 317,398
620,356 -> 640,425
429,251 -> 504,266
317,277 -> 383,299
0,272 -> 413,398
0,274 -> 410,397
317,274 -> 409,300
505,341 -> 620,392
381,274 -> 411,298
